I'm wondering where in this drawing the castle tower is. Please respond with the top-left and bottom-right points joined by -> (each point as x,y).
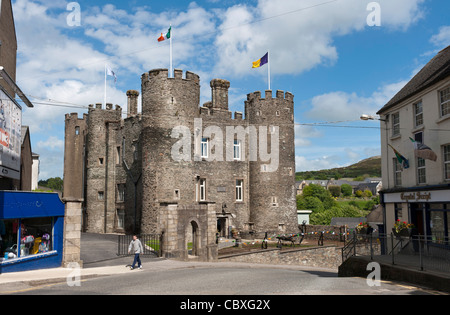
140,69 -> 201,234
63,113 -> 88,200
245,90 -> 297,233
210,79 -> 230,111
127,90 -> 139,118
85,103 -> 123,233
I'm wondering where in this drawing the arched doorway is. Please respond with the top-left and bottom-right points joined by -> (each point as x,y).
188,220 -> 200,257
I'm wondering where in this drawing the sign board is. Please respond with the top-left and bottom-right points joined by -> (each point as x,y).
0,88 -> 22,180
384,190 -> 450,204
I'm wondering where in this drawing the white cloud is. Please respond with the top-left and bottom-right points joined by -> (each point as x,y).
295,155 -> 342,172
36,136 -> 64,151
295,124 -> 323,147
305,80 -> 408,121
430,25 -> 450,49
213,0 -> 425,77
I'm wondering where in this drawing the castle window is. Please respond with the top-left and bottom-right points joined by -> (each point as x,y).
75,126 -> 80,136
233,140 -> 241,161
116,147 -> 121,165
271,196 -> 278,207
256,110 -> 261,116
174,189 -> 180,200
117,184 -> 125,202
201,138 -> 209,159
99,158 -> 104,165
98,191 -> 104,201
276,111 -> 280,117
117,209 -> 125,229
198,178 -> 207,202
235,180 -> 243,202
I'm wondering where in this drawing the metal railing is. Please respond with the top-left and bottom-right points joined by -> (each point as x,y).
342,232 -> 450,273
117,234 -> 162,257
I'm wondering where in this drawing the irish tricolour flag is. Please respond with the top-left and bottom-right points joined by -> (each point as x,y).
158,27 -> 171,42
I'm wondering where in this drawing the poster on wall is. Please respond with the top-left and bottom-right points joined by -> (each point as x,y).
0,88 -> 22,180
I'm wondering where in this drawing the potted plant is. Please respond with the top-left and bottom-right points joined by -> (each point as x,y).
393,220 -> 414,237
356,222 -> 370,235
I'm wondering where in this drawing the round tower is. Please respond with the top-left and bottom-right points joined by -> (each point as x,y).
140,69 -> 200,234
245,90 -> 297,233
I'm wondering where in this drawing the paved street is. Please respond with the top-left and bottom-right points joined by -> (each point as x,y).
1,261 -> 442,296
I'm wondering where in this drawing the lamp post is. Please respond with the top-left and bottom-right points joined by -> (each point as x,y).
360,114 -> 386,122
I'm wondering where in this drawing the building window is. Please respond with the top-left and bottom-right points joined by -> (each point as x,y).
174,189 -> 180,200
444,144 -> 450,181
116,147 -> 121,165
117,209 -> 125,229
417,157 -> 426,184
75,126 -> 80,136
99,157 -> 104,165
440,86 -> 450,117
235,180 -> 243,202
117,184 -> 125,202
392,112 -> 400,136
271,196 -> 278,207
201,138 -> 209,159
276,110 -> 280,117
394,203 -> 403,222
393,158 -> 402,187
414,101 -> 423,127
98,191 -> 104,201
198,179 -> 206,201
233,140 -> 241,161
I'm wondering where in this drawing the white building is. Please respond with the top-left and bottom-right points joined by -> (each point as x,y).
377,45 -> 450,242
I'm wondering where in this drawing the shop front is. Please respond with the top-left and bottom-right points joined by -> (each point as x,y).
382,187 -> 450,245
0,191 -> 65,273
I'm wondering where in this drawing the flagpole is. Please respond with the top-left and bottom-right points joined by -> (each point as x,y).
170,24 -> 173,78
268,50 -> 271,91
104,64 -> 107,107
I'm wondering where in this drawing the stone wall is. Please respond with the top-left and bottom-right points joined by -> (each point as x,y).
219,246 -> 343,270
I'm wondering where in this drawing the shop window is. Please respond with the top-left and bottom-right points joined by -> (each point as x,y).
1,218 -> 53,261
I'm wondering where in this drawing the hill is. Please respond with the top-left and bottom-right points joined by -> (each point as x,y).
296,156 -> 381,181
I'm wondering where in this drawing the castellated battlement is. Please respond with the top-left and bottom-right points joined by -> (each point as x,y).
246,90 -> 294,102
141,68 -> 200,84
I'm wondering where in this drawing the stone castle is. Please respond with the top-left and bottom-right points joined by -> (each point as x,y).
63,69 -> 297,236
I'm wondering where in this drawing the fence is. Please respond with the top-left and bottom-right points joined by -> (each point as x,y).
117,234 -> 162,257
342,233 -> 450,274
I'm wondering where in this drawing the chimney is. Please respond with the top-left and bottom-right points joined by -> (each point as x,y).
210,79 -> 230,111
127,90 -> 139,117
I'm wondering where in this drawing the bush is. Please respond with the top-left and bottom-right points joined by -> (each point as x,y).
328,185 -> 341,198
364,190 -> 373,198
341,184 -> 353,197
355,190 -> 364,198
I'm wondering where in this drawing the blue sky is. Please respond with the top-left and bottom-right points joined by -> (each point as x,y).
11,0 -> 450,179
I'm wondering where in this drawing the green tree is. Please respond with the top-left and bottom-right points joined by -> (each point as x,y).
341,184 -> 353,197
328,185 -> 341,198
38,177 -> 63,192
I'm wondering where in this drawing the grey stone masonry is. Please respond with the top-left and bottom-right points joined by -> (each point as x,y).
63,69 -> 298,237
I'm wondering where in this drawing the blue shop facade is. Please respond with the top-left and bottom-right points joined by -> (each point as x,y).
0,191 -> 65,273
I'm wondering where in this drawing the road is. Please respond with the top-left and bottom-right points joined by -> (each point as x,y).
4,263 -> 440,296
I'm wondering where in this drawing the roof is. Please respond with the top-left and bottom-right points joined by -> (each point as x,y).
377,45 -> 450,114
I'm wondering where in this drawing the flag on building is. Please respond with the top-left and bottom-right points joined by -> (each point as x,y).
158,26 -> 172,42
388,144 -> 410,169
409,138 -> 437,161
252,52 -> 269,68
106,65 -> 117,83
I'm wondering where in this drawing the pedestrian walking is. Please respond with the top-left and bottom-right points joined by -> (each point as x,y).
128,235 -> 144,270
